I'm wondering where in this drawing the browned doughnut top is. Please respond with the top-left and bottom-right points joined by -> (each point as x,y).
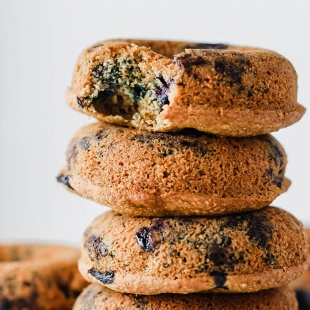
66,39 -> 305,136
58,122 -> 290,217
0,244 -> 87,310
74,284 -> 297,310
79,208 -> 309,295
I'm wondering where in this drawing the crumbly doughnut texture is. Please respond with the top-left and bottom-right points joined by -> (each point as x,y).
79,208 -> 309,295
73,284 -> 297,310
58,122 -> 290,217
0,244 -> 87,310
66,39 -> 305,136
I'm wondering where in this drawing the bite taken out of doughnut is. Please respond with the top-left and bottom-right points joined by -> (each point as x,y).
66,39 -> 305,136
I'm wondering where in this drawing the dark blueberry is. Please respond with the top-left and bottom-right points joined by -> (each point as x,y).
0,297 -> 29,309
136,220 -> 165,252
260,136 -> 284,167
247,215 -> 273,248
95,129 -> 109,141
159,148 -> 175,158
66,144 -> 78,163
271,144 -> 284,167
179,139 -> 208,156
208,245 -> 228,266
174,54 -> 210,74
132,295 -> 149,308
76,97 -> 84,108
85,235 -> 109,260
56,174 -> 74,190
154,77 -> 172,111
296,290 -> 310,310
188,56 -> 209,67
131,132 -> 209,157
272,176 -> 283,188
207,237 -> 232,266
266,168 -> 273,179
221,212 -> 273,249
263,252 -> 276,267
210,271 -> 228,289
157,76 -> 169,88
136,227 -> 153,252
131,134 -> 153,144
150,220 -> 165,232
131,84 -> 146,101
205,235 -> 244,273
187,43 -> 229,50
214,56 -> 251,85
264,168 -> 283,188
79,137 -> 90,150
158,93 -> 169,109
237,85 -> 246,93
179,140 -> 192,148
88,268 -> 115,284
247,90 -> 253,97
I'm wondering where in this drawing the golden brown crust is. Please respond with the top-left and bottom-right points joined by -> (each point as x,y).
58,122 -> 290,217
73,284 -> 298,310
78,208 -> 309,295
66,39 -> 305,136
161,105 -> 306,137
0,244 -> 87,310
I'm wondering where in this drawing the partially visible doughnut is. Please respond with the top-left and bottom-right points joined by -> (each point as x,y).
0,244 -> 87,310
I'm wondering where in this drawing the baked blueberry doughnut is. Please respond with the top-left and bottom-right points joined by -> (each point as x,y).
73,284 -> 297,310
78,208 -> 309,295
58,122 -> 290,217
0,244 -> 87,310
66,39 -> 305,136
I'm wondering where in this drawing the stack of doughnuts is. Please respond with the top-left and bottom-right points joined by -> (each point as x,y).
0,244 -> 87,309
58,39 -> 308,309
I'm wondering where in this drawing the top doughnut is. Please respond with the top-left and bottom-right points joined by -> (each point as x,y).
67,39 -> 305,136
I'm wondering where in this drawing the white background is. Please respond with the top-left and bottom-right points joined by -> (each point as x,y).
0,0 -> 309,246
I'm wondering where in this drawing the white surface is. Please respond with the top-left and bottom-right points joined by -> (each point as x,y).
0,0 -> 309,244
